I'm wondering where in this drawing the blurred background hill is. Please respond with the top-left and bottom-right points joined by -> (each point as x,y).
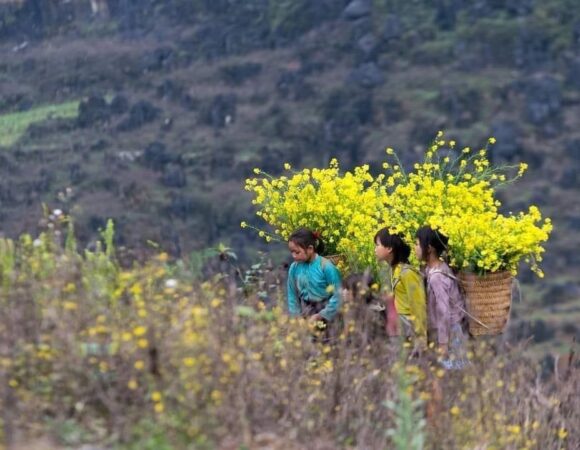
0,0 -> 578,357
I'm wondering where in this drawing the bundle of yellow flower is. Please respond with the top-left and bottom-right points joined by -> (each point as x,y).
381,133 -> 552,335
242,159 -> 387,272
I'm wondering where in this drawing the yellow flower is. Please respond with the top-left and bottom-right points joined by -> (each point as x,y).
386,147 -> 394,155
63,301 -> 77,311
154,402 -> 165,413
556,428 -> 568,440
450,405 -> 460,416
211,390 -> 223,402
133,326 -> 147,337
488,137 -> 496,144
134,360 -> 145,370
183,357 -> 196,367
151,391 -> 162,402
127,379 -> 138,390
240,221 -> 247,228
284,163 -> 292,170
158,252 -> 169,262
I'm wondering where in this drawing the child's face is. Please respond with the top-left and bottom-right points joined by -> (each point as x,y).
288,240 -> 314,262
414,238 -> 423,261
374,239 -> 392,263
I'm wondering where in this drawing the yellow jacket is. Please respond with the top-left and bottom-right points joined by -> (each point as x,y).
391,263 -> 427,338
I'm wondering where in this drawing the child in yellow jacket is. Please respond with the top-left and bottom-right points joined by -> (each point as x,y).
374,228 -> 427,343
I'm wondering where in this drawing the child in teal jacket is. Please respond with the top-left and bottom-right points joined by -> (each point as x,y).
287,228 -> 342,323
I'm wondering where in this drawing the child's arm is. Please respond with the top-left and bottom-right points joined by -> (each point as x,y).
287,264 -> 301,317
319,264 -> 342,321
383,293 -> 399,337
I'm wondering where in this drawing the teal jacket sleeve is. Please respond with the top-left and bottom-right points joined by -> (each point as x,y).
287,264 -> 301,317
319,261 -> 342,321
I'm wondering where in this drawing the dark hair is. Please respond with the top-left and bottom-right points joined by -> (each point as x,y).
289,228 -> 325,254
342,272 -> 375,303
374,228 -> 410,266
416,226 -> 449,260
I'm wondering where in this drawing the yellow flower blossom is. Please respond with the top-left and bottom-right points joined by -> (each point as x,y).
133,326 -> 147,337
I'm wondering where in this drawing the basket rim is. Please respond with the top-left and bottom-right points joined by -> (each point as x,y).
459,270 -> 513,282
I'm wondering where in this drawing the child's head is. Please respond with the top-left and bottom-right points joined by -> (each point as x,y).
415,226 -> 449,262
374,228 -> 410,266
288,228 -> 324,263
342,272 -> 374,303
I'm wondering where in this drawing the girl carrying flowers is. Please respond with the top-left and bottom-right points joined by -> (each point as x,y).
415,226 -> 469,370
374,228 -> 427,344
287,228 -> 342,326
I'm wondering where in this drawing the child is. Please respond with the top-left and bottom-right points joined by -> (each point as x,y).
375,228 -> 427,344
415,226 -> 468,370
342,272 -> 387,344
287,228 -> 342,326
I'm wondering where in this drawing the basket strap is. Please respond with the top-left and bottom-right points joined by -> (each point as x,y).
457,305 -> 491,330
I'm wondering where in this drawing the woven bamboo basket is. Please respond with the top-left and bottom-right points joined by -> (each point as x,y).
459,271 -> 513,336
324,254 -> 345,266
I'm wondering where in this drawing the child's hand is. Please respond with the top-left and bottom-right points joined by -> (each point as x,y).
309,313 -> 323,323
308,314 -> 327,333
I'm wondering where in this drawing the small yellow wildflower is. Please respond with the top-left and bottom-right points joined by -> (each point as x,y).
133,326 -> 147,337
158,252 -> 169,262
556,428 -> 568,440
121,332 -> 132,342
154,403 -> 165,413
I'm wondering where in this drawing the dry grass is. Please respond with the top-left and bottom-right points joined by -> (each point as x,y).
0,219 -> 578,449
